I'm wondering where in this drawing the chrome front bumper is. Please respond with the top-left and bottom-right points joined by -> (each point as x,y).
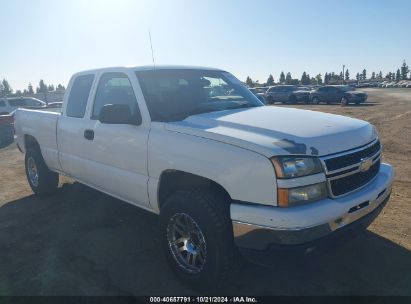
231,163 -> 394,251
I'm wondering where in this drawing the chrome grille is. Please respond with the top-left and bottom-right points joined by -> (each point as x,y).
321,139 -> 381,197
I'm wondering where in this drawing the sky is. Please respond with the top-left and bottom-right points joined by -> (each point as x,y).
1,0 -> 410,91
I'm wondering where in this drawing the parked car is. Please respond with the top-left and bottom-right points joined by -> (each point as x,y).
0,97 -> 46,114
310,85 -> 368,105
249,88 -> 267,103
265,85 -> 310,104
14,66 -> 394,290
0,113 -> 14,146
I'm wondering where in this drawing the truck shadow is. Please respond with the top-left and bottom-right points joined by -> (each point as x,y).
0,182 -> 410,295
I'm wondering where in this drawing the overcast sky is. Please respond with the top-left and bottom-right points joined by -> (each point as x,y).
1,0 -> 410,91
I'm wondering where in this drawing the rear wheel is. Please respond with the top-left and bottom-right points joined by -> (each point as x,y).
159,190 -> 238,291
25,148 -> 59,196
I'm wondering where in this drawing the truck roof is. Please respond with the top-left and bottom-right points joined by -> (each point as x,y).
74,65 -> 224,75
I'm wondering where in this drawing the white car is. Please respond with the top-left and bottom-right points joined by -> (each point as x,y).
14,66 -> 394,290
0,97 -> 46,114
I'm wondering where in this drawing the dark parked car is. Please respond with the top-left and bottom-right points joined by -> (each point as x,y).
0,97 -> 46,114
265,85 -> 310,104
310,85 -> 367,105
249,88 -> 267,103
0,114 -> 14,146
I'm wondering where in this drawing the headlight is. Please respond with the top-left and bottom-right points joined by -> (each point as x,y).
271,156 -> 323,178
278,182 -> 328,207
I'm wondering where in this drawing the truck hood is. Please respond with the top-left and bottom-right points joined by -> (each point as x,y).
165,106 -> 376,157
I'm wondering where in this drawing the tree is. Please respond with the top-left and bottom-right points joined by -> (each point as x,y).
315,74 -> 323,85
56,84 -> 65,90
362,69 -> 367,80
37,80 -> 47,93
23,89 -> 29,95
378,71 -> 383,79
290,79 -> 299,85
301,72 -> 310,85
1,79 -> 13,96
356,73 -> 360,81
371,72 -> 376,79
28,83 -> 34,94
285,72 -> 292,84
279,72 -> 285,84
266,74 -> 274,86
245,76 -> 253,87
345,69 -> 350,80
47,84 -> 55,91
396,69 -> 401,81
15,90 -> 22,96
324,72 -> 329,84
401,60 -> 409,80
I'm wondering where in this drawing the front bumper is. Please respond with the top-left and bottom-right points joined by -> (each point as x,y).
231,163 -> 394,251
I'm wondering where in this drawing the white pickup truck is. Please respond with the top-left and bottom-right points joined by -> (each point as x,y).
15,66 -> 394,290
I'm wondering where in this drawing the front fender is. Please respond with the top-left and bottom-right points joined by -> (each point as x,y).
147,123 -> 277,212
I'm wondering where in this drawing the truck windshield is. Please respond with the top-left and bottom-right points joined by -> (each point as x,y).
135,69 -> 263,122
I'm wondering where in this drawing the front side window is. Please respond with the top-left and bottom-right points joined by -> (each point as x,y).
66,74 -> 94,118
8,99 -> 27,107
92,73 -> 139,120
136,69 -> 262,122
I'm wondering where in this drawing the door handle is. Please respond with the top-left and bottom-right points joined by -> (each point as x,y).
84,129 -> 94,140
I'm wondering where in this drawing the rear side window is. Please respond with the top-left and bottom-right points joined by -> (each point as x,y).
66,74 -> 95,118
92,73 -> 138,120
0,100 -> 5,107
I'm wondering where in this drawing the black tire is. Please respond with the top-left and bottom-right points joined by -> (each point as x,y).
159,190 -> 239,291
312,97 -> 320,104
341,96 -> 348,106
25,148 -> 59,196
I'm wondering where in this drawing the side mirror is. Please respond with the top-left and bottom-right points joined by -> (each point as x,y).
99,104 -> 142,125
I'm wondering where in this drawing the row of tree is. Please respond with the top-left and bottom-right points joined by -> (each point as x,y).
246,60 -> 410,87
0,79 -> 65,97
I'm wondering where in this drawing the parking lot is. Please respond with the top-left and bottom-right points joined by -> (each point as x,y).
0,88 -> 410,295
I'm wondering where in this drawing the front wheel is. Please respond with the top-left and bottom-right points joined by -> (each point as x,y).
341,96 -> 348,106
159,190 -> 238,291
25,148 -> 59,196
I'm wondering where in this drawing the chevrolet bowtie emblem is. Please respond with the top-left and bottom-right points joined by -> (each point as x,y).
359,157 -> 373,172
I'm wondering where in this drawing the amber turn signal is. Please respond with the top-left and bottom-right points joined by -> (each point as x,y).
277,188 -> 289,207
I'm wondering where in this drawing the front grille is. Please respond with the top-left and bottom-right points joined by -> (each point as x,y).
325,140 -> 380,171
330,160 -> 380,196
322,139 -> 382,197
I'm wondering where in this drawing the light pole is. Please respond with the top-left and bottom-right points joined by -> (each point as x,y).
342,65 -> 345,85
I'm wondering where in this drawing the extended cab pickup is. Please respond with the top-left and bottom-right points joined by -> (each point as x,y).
14,66 -> 394,290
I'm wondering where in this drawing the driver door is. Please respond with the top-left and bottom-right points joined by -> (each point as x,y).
60,72 -> 150,208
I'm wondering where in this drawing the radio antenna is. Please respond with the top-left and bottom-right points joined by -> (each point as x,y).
148,29 -> 156,70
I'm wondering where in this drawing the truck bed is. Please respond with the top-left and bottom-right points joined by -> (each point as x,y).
14,108 -> 62,172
